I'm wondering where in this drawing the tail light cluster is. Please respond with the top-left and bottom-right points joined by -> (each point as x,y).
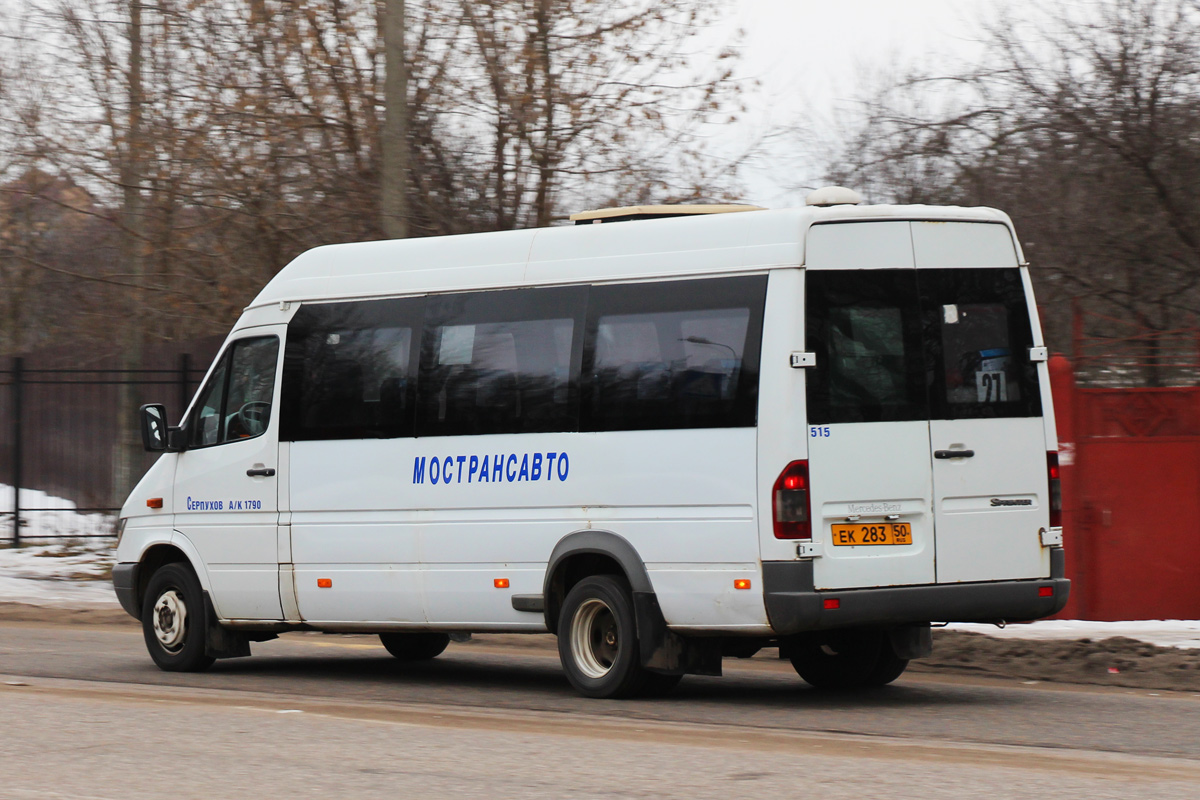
1047,451 -> 1062,527
773,460 -> 811,539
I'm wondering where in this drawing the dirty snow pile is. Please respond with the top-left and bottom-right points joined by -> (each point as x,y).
947,620 -> 1200,650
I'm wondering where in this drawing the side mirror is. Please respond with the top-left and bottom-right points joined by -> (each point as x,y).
139,404 -> 170,452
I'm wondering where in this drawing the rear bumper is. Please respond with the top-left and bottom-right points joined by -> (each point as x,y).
763,549 -> 1070,635
112,563 -> 140,619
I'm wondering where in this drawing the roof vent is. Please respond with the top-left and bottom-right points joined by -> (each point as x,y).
570,204 -> 764,225
805,186 -> 862,207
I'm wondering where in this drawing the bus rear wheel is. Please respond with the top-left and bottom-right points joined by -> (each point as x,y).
789,630 -> 906,689
558,575 -> 650,699
379,632 -> 451,661
141,563 -> 215,673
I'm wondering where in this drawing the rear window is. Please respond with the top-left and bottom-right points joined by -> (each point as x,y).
920,268 -> 1042,420
805,268 -> 1041,424
805,270 -> 928,424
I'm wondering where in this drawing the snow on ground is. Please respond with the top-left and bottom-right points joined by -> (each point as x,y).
0,484 -> 116,540
948,620 -> 1200,650
0,483 -> 119,607
0,540 -> 118,607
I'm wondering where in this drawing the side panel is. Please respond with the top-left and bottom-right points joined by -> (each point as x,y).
755,269 -> 810,563
289,429 -> 763,629
290,439 -> 425,624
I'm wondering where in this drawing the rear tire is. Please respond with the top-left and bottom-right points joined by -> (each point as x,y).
379,632 -> 451,661
141,563 -> 215,673
558,575 -> 649,699
640,671 -> 683,697
788,630 -> 886,690
864,646 -> 909,687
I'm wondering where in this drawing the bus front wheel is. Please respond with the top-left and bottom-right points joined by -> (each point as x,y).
141,563 -> 215,673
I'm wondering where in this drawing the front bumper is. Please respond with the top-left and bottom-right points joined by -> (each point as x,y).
763,549 -> 1070,635
112,563 -> 140,619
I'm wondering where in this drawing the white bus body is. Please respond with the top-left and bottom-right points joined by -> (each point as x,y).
115,199 -> 1068,697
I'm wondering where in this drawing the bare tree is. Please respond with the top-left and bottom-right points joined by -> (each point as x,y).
825,0 -> 1200,385
0,0 -> 748,351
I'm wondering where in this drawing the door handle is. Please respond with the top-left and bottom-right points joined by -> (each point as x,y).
934,449 -> 975,459
246,467 -> 276,477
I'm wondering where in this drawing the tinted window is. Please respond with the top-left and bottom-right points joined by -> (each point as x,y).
805,268 -> 1041,424
281,298 -> 424,440
806,270 -> 927,424
416,287 -> 585,437
583,276 -> 766,431
188,336 -> 279,448
920,268 -> 1041,419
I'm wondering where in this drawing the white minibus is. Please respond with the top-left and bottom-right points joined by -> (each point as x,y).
114,188 -> 1068,698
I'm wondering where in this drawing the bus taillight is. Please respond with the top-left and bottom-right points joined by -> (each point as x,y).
773,460 -> 811,539
1047,452 -> 1062,528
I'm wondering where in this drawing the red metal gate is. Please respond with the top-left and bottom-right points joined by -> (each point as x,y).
1052,356 -> 1200,620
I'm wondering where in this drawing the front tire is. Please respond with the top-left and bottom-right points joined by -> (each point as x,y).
379,632 -> 451,661
141,563 -> 215,672
558,575 -> 649,699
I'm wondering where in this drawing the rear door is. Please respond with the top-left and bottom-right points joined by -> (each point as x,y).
921,267 -> 1050,583
805,269 -> 936,590
801,224 -> 1050,591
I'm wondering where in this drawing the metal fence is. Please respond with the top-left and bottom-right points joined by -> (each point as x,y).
0,338 -> 222,544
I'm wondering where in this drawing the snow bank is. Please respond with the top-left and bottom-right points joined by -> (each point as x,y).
0,483 -> 116,540
948,620 -> 1200,650
0,540 -> 118,608
0,483 -> 119,607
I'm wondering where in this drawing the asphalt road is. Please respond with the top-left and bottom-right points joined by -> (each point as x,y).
3,619 -> 1199,799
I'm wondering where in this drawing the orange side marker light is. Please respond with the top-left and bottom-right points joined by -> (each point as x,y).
317,578 -> 332,589
494,578 -> 510,589
146,498 -> 163,509
734,579 -> 751,590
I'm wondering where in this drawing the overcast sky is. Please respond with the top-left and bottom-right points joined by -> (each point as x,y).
725,0 -> 997,205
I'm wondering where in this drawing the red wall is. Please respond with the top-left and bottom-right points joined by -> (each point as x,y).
1051,355 -> 1200,620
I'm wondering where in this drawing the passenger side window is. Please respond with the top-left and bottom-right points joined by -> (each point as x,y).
416,287 -> 585,437
583,276 -> 766,431
280,298 -> 423,441
188,336 -> 280,448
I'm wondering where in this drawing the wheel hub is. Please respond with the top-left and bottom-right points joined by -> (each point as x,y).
152,590 -> 188,652
570,598 -> 619,679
